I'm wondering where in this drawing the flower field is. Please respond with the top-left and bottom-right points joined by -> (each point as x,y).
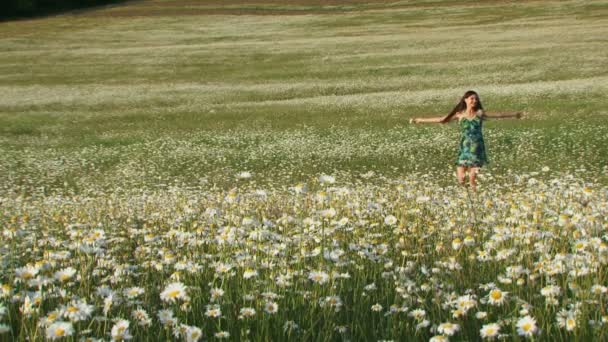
1,0 -> 608,340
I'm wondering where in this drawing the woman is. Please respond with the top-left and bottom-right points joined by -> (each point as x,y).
411,90 -> 522,191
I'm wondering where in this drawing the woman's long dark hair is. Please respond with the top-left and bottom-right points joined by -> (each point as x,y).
441,90 -> 484,123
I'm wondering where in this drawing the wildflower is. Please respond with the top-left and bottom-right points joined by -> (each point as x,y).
516,315 -> 538,337
239,307 -> 256,319
323,296 -> 343,311
210,287 -> 224,301
15,265 -> 40,283
61,300 -> 95,322
185,326 -> 203,342
236,171 -> 252,179
308,271 -> 330,284
455,294 -> 476,312
476,311 -> 488,320
46,321 -> 74,340
409,308 -> 426,320
264,301 -> 279,314
556,309 -> 577,331
429,335 -> 449,342
124,287 -> 145,299
215,331 -> 230,339
54,267 -> 77,283
205,305 -> 222,318
487,288 -> 507,306
243,269 -> 258,279
384,215 -> 397,225
464,236 -> 475,246
437,322 -> 460,336
111,319 -> 132,341
480,323 -> 500,339
158,309 -> 177,327
0,284 -> 11,298
160,282 -> 188,303
319,208 -> 336,219
416,319 -> 430,331
371,303 -> 383,312
591,285 -> 608,295
319,174 -> 335,184
132,308 -> 152,327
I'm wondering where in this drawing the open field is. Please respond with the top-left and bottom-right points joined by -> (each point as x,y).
1,0 -> 608,340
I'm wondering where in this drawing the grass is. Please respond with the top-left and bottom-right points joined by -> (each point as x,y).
0,1 -> 608,340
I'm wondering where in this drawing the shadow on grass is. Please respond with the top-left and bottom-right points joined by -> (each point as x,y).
1,0 -> 131,22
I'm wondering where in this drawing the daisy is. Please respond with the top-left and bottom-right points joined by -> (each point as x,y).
158,309 -> 177,327
239,307 -> 256,319
487,288 -> 507,306
215,331 -> 230,339
480,323 -> 500,339
61,300 -> 95,322
131,308 -> 152,327
46,321 -> 74,340
210,287 -> 225,301
437,322 -> 460,336
124,287 -> 145,299
308,271 -> 330,284
236,171 -> 252,179
111,319 -> 132,341
556,309 -> 577,331
591,285 -> 608,295
54,267 -> 77,283
185,326 -> 203,342
264,301 -> 279,314
243,269 -> 258,279
415,320 -> 430,331
160,282 -> 188,303
409,308 -> 426,320
371,303 -> 383,312
319,174 -> 335,184
15,265 -> 39,283
516,315 -> 537,337
384,215 -> 397,225
205,305 -> 222,318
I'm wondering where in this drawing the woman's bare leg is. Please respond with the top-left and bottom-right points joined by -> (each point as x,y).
456,166 -> 467,186
469,167 -> 480,192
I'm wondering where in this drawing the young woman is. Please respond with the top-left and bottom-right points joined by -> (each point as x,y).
410,90 -> 522,191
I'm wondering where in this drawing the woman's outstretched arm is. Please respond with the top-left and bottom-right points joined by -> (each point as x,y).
410,115 -> 450,124
483,112 -> 523,120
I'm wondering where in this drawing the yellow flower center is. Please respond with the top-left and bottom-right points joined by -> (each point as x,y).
55,327 -> 65,336
167,290 -> 180,298
490,290 -> 502,300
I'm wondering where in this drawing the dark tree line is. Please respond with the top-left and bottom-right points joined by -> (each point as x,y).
2,0 -> 125,19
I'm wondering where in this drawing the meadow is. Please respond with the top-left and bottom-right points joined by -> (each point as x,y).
1,0 -> 608,340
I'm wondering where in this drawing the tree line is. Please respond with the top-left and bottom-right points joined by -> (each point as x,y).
2,0 -> 124,19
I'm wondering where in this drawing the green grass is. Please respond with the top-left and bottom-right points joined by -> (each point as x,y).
1,0 -> 608,194
1,3 -> 608,341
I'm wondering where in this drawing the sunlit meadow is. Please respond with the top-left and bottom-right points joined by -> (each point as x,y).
1,0 -> 608,340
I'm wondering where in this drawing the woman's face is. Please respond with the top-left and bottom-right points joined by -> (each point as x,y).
465,94 -> 478,108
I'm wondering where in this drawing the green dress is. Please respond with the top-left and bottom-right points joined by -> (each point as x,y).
456,111 -> 487,167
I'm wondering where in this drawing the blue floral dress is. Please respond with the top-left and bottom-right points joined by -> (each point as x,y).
456,111 -> 487,167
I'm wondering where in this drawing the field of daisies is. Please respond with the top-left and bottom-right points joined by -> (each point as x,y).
1,0 -> 608,341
